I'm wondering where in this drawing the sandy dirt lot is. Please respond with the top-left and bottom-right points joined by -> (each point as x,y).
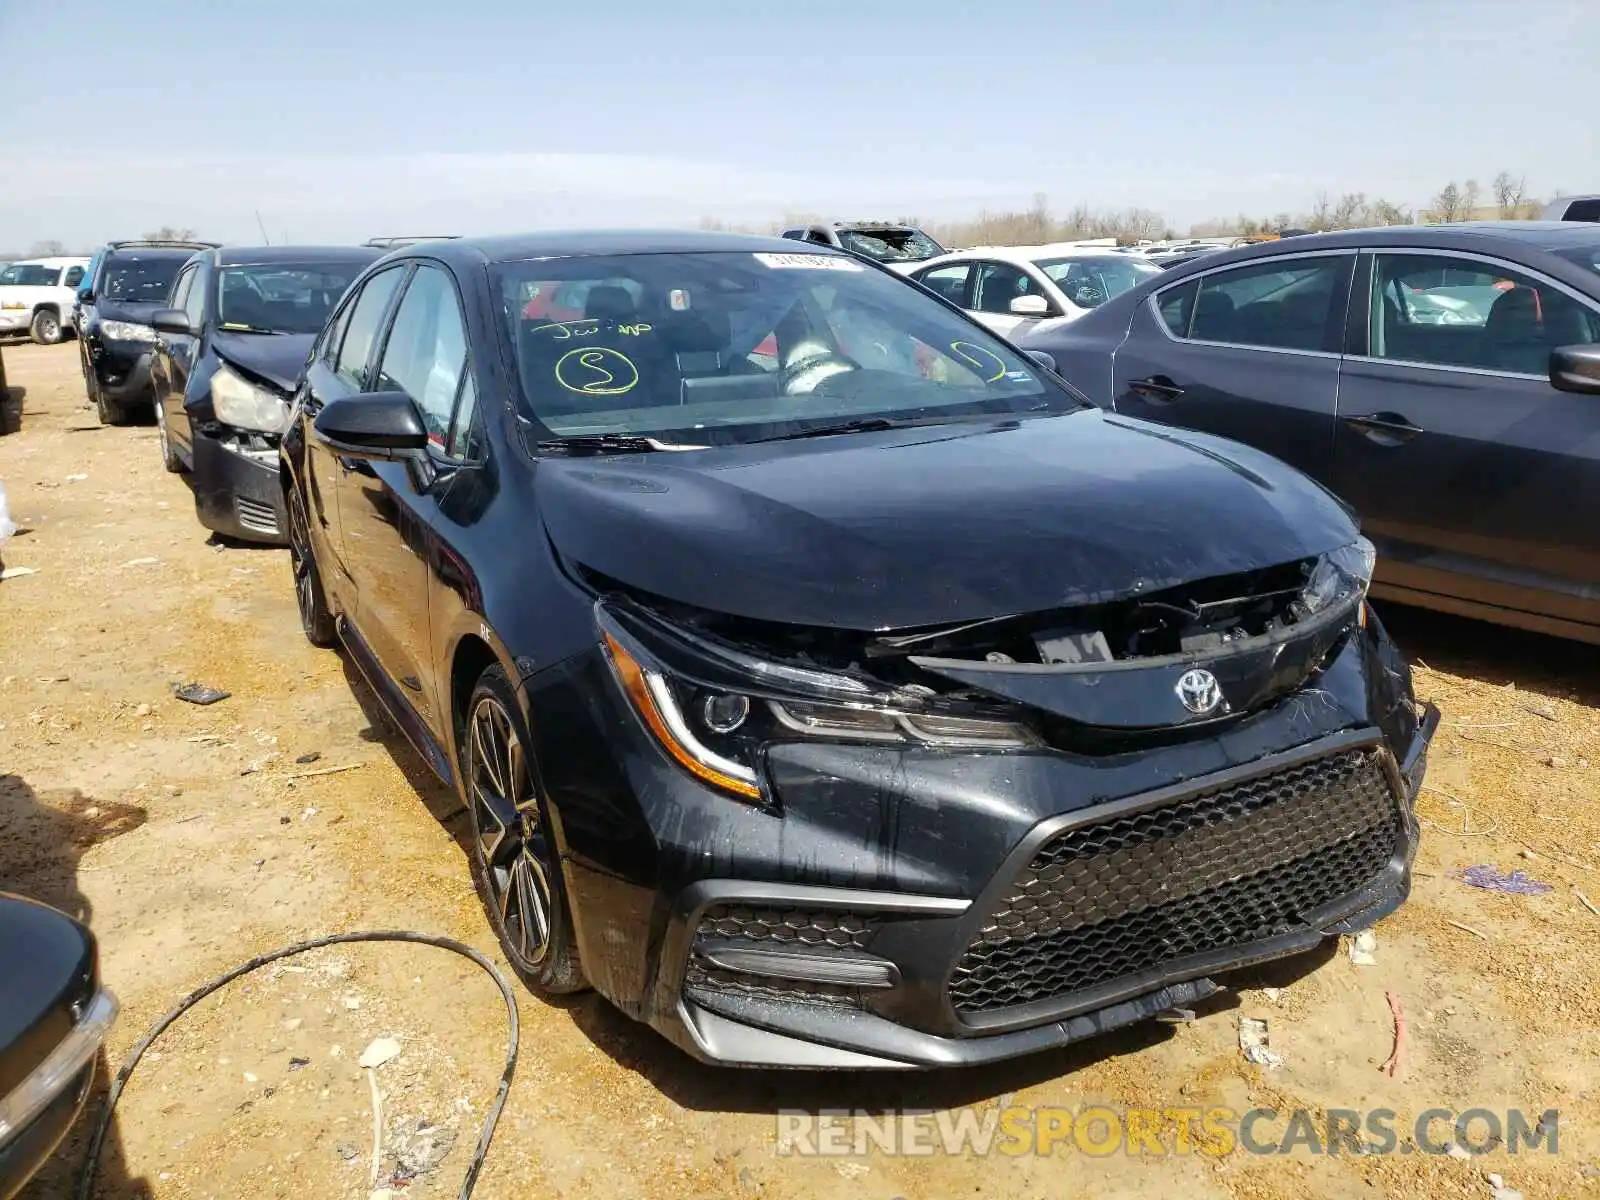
2,340 -> 1597,1199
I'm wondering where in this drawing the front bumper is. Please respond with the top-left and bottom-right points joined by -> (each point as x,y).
534,617 -> 1439,1069
86,340 -> 155,403
190,427 -> 287,544
0,989 -> 116,1196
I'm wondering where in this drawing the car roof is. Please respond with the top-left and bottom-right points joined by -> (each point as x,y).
1157,222 -> 1600,281
101,245 -> 201,259
396,229 -> 846,266
209,245 -> 387,267
7,256 -> 91,267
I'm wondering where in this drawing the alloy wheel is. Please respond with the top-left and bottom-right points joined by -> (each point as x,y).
468,696 -> 553,968
287,493 -> 318,628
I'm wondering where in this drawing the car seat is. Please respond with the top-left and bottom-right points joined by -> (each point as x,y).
1483,286 -> 1549,374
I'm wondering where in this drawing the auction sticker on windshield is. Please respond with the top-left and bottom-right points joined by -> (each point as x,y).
753,252 -> 865,271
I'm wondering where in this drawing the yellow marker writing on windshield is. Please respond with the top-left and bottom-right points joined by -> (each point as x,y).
555,346 -> 640,396
950,341 -> 1008,383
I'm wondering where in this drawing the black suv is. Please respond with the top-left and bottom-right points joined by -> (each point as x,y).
79,239 -> 217,425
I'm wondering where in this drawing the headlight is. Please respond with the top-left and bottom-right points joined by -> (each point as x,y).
601,619 -> 1037,804
1296,537 -> 1376,619
100,320 -> 156,343
211,363 -> 290,433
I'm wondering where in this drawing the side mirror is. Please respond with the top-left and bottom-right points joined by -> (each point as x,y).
1009,294 -> 1051,317
77,289 -> 95,304
1549,344 -> 1600,395
1025,349 -> 1057,373
312,391 -> 429,460
151,308 -> 196,336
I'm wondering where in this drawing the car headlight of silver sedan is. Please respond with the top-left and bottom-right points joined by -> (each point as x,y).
211,363 -> 290,434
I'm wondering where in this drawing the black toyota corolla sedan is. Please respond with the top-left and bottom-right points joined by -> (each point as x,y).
149,245 -> 381,542
280,230 -> 1437,1069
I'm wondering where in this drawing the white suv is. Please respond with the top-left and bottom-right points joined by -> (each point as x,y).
0,257 -> 92,344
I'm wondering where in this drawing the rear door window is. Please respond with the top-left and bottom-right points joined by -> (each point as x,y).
916,262 -> 973,306
1161,257 -> 1347,351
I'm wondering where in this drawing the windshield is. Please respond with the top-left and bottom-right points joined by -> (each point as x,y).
497,250 -> 1081,444
216,262 -> 367,333
0,264 -> 62,287
835,228 -> 945,264
100,257 -> 187,304
1037,255 -> 1162,309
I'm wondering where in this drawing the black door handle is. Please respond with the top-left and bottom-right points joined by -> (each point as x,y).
1128,375 -> 1185,402
1344,411 -> 1424,441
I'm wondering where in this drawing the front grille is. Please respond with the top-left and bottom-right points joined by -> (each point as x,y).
950,747 -> 1401,1016
684,905 -> 874,1007
235,496 -> 279,535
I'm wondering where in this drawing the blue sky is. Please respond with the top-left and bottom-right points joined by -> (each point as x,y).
3,0 -> 1596,248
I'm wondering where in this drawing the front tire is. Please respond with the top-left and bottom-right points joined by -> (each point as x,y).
462,666 -> 586,995
286,486 -> 337,647
29,309 -> 64,346
153,399 -> 181,471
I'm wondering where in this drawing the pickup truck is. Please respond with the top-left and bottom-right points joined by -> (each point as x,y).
0,257 -> 92,344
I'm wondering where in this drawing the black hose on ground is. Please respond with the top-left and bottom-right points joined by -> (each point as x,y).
75,930 -> 520,1200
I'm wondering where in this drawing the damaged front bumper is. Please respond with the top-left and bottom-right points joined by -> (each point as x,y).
189,424 -> 286,544
531,603 -> 1441,1069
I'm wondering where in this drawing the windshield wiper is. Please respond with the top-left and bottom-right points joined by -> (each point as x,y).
217,322 -> 287,335
759,417 -> 905,442
534,434 -> 707,456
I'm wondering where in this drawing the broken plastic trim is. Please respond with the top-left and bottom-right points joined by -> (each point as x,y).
909,585 -> 1362,679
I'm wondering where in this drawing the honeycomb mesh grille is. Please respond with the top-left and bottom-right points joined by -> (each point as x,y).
950,748 -> 1401,1016
696,906 -> 873,950
685,906 -> 874,1007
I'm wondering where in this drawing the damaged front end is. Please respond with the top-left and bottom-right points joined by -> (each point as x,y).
592,537 -> 1398,770
568,538 -> 1437,1068
189,362 -> 292,544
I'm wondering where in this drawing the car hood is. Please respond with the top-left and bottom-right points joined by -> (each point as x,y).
211,331 -> 315,393
536,410 -> 1360,630
95,300 -> 169,323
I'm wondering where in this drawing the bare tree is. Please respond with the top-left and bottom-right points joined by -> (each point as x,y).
142,225 -> 199,242
1308,192 -> 1333,231
1492,170 -> 1530,219
1370,198 -> 1414,226
1430,181 -> 1466,222
1461,179 -> 1481,218
27,239 -> 67,256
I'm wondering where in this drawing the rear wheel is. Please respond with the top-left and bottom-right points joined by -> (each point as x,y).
29,309 -> 63,346
462,666 -> 586,995
286,486 -> 336,647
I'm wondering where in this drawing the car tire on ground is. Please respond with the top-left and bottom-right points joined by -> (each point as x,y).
286,486 -> 337,647
94,386 -> 130,427
29,309 -> 64,346
461,665 -> 587,996
153,400 -> 182,472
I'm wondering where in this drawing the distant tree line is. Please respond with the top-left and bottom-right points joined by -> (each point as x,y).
740,169 -> 1560,247
1,228 -> 203,261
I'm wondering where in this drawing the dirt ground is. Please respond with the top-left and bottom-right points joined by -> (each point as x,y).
2,339 -> 1597,1200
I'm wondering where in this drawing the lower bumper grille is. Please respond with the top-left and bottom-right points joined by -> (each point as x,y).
950,746 -> 1402,1017
685,905 -> 874,1008
235,496 -> 280,535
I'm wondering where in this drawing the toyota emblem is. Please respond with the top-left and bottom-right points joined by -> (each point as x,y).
1175,668 -> 1223,716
